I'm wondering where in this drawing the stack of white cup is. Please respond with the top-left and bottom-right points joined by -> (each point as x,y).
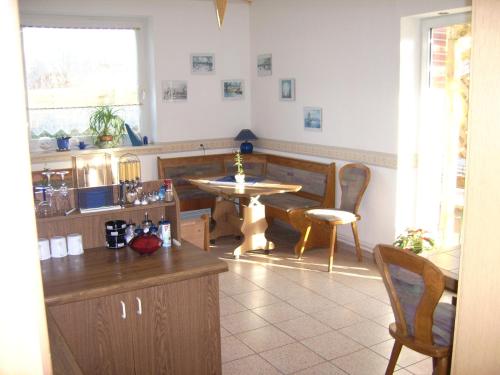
38,234 -> 84,260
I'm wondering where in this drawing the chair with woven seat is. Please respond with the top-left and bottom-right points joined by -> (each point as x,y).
297,163 -> 370,271
374,244 -> 456,375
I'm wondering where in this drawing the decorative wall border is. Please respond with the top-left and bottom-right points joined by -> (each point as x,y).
256,138 -> 397,169
30,138 -> 238,164
30,137 -> 397,169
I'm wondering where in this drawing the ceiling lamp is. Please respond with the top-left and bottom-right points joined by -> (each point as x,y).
215,0 -> 228,28
215,0 -> 252,29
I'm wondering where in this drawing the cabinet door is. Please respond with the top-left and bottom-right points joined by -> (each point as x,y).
132,275 -> 222,375
49,293 -> 135,375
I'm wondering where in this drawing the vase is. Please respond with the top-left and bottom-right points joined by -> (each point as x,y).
56,137 -> 71,151
235,174 -> 245,184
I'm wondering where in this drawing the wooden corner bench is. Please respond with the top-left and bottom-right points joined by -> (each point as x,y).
157,153 -> 335,252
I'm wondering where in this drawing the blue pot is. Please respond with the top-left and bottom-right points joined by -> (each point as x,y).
56,137 -> 71,150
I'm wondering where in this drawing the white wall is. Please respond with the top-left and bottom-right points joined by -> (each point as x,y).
250,0 -> 470,249
19,0 -> 251,143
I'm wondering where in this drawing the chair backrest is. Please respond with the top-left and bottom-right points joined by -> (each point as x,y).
339,163 -> 370,213
374,244 -> 445,346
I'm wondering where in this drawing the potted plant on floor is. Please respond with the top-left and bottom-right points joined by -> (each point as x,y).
234,150 -> 245,183
393,228 -> 435,255
89,106 -> 126,148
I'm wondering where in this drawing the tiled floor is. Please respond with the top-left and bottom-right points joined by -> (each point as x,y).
211,223 -> 448,375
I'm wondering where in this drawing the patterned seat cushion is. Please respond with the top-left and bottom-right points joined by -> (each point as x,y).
306,209 -> 357,223
389,264 -> 456,347
260,193 -> 320,212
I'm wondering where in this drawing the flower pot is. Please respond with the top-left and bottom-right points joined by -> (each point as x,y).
100,135 -> 113,142
56,137 -> 71,151
235,174 -> 245,184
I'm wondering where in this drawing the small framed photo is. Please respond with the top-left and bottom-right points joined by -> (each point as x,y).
191,53 -> 215,74
279,79 -> 295,101
304,107 -> 322,131
257,53 -> 272,76
162,80 -> 188,102
222,80 -> 244,100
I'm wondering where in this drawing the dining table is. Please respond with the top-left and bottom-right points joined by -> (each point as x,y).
189,177 -> 301,259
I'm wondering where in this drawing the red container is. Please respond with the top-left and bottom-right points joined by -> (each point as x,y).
129,233 -> 163,255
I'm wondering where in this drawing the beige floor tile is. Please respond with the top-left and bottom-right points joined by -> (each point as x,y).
311,306 -> 366,330
343,297 -> 393,319
220,297 -> 247,316
404,358 -> 433,375
220,277 -> 262,296
221,336 -> 254,363
370,339 -> 428,367
287,293 -> 339,314
275,315 -> 332,340
237,325 -> 295,353
315,284 -> 367,305
265,283 -> 315,301
221,310 -> 269,334
339,320 -> 392,346
260,342 -> 324,374
370,312 -> 395,328
301,331 -> 364,360
394,369 -> 413,375
253,301 -> 306,324
331,348 -> 394,375
222,354 -> 281,375
221,326 -> 231,338
292,361 -> 347,375
232,289 -> 282,309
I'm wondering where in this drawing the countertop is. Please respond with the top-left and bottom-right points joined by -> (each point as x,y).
42,242 -> 228,306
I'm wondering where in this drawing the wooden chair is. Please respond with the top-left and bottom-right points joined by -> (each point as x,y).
374,244 -> 456,375
297,163 -> 370,271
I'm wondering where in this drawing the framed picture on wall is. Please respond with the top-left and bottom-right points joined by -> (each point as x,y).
279,79 -> 295,101
191,54 -> 215,74
304,107 -> 322,131
257,54 -> 272,76
222,80 -> 244,100
162,80 -> 188,102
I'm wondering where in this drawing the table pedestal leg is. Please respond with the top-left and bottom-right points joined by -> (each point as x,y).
233,197 -> 274,259
210,198 -> 242,240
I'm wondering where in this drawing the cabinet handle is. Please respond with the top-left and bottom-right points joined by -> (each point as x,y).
120,300 -> 126,319
136,297 -> 142,315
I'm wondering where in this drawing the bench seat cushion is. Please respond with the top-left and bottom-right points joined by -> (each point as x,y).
261,193 -> 320,212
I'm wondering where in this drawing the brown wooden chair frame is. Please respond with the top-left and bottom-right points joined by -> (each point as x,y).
374,244 -> 453,375
297,163 -> 370,271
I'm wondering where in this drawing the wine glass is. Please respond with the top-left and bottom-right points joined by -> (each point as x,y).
41,170 -> 56,216
56,171 -> 71,215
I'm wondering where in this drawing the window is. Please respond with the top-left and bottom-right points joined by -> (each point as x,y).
416,14 -> 471,249
21,17 -> 148,147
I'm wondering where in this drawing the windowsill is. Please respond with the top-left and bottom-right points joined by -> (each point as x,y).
30,138 -> 237,164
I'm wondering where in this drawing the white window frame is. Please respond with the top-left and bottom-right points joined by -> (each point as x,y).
20,14 -> 152,151
415,12 -> 471,247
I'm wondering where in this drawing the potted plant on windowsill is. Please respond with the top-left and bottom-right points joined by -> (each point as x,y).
393,228 -> 435,255
234,150 -> 245,184
89,106 -> 126,148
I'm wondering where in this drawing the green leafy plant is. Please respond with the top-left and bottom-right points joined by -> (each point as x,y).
88,106 -> 126,148
234,150 -> 244,175
393,228 -> 435,254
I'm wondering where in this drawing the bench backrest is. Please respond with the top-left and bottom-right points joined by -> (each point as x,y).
157,155 -> 226,186
265,155 -> 335,207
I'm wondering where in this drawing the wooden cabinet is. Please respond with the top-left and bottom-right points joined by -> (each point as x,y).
181,215 -> 209,251
43,244 -> 227,375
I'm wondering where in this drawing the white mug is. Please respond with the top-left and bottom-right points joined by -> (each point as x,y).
67,233 -> 84,256
38,238 -> 51,260
50,236 -> 68,258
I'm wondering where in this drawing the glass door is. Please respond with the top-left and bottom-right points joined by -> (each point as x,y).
416,14 -> 471,250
